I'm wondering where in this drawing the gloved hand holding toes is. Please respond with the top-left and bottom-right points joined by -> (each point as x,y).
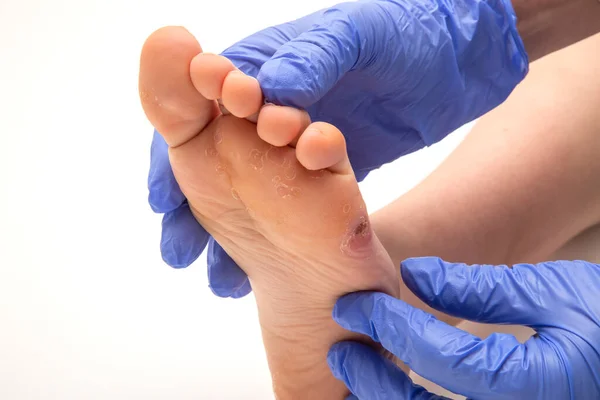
148,0 -> 529,298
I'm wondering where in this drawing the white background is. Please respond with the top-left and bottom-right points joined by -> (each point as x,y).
1,0 -> 598,399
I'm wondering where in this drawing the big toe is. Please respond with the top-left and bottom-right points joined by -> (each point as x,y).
139,26 -> 218,147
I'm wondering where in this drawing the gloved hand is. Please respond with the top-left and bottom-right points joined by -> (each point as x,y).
328,257 -> 600,399
149,130 -> 251,298
148,0 -> 529,298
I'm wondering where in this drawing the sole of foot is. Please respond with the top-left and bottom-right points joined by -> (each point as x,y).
139,26 -> 400,399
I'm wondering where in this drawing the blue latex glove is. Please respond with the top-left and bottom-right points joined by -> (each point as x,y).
149,131 -> 251,298
148,0 -> 529,297
328,257 -> 600,399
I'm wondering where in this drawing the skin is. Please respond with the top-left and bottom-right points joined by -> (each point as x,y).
514,0 -> 600,61
371,33 -> 600,326
139,27 -> 402,399
136,5 -> 600,395
188,12 -> 600,326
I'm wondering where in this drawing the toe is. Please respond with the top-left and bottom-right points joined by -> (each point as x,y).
296,122 -> 352,175
222,70 -> 263,118
190,53 -> 236,100
139,26 -> 218,147
257,105 -> 311,147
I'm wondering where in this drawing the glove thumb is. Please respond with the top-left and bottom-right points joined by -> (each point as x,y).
400,257 -> 548,326
257,6 -> 364,109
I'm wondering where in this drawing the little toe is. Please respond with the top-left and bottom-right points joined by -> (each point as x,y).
257,105 -> 311,147
190,53 -> 236,100
296,122 -> 352,175
222,70 -> 263,118
139,26 -> 218,147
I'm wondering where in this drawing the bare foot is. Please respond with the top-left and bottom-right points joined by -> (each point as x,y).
139,26 -> 400,399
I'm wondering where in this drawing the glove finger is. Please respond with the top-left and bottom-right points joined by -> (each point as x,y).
401,257 -> 556,326
229,278 -> 252,299
220,11 -> 334,78
207,238 -> 251,298
328,342 -> 448,400
148,129 -> 186,213
220,21 -> 302,78
160,203 -> 209,268
257,5 -> 365,109
333,292 -> 536,399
